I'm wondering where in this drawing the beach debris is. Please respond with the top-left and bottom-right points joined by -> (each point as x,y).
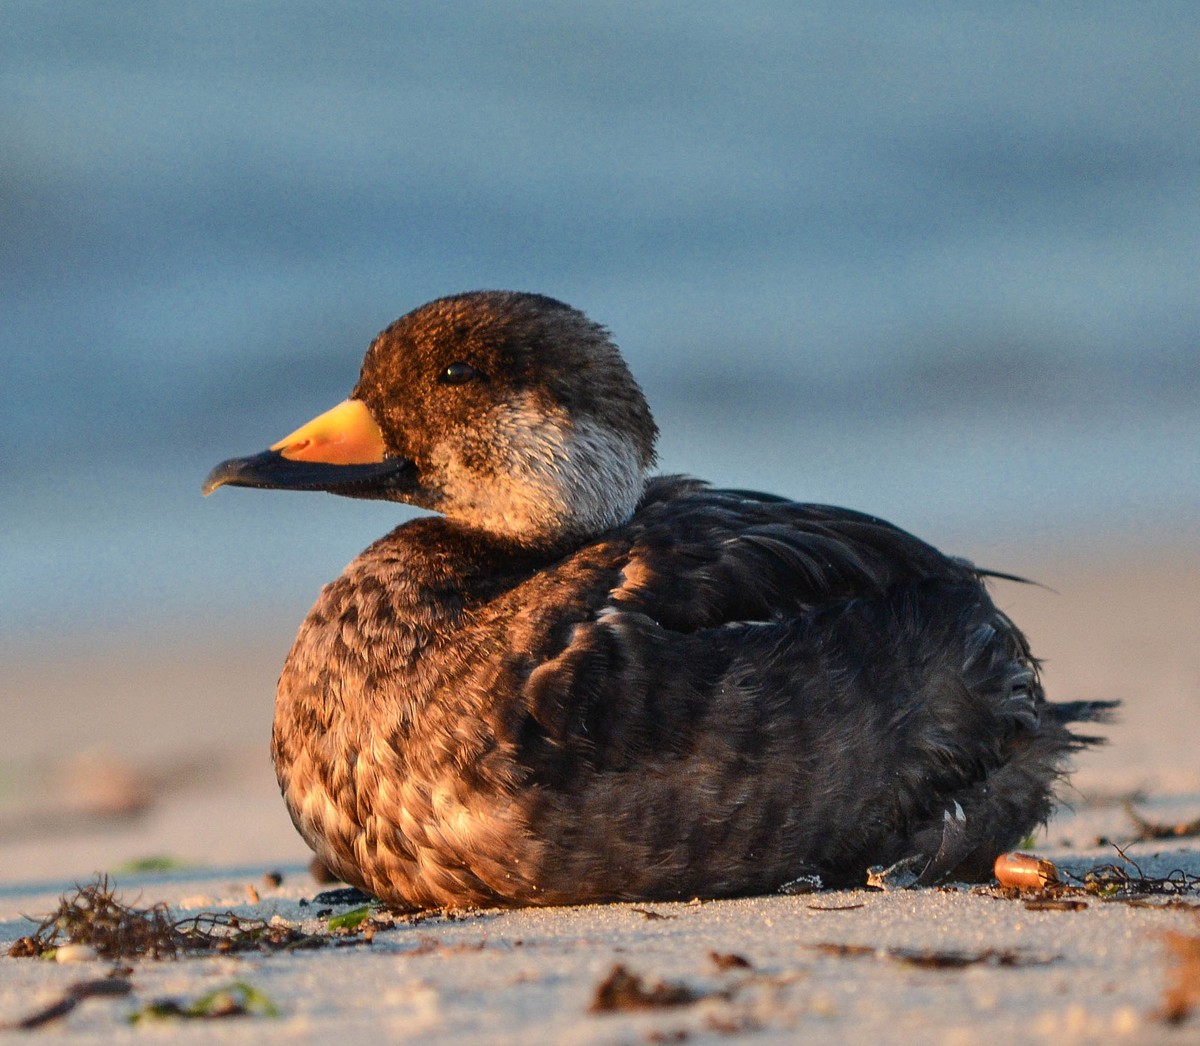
262,870 -> 284,888
777,874 -> 823,895
175,911 -> 333,953
589,964 -> 708,1012
1077,848 -> 1200,901
807,902 -> 866,911
9,876 -> 184,960
976,846 -> 1200,910
810,942 -> 1059,968
54,943 -> 99,963
129,981 -> 279,1022
116,855 -> 188,874
8,875 -> 334,960
1023,898 -> 1088,911
708,951 -> 753,971
2,977 -> 131,1030
894,948 -> 1059,969
994,852 -> 1060,890
866,856 -> 924,891
631,907 -> 675,920
245,884 -> 260,904
812,942 -> 874,959
312,886 -> 373,906
1124,802 -> 1200,842
326,905 -> 372,932
1160,925 -> 1200,1024
10,875 -> 491,971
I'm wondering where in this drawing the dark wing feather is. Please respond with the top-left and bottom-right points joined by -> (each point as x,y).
613,477 -> 976,631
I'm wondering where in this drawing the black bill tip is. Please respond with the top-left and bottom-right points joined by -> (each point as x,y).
202,449 -> 415,497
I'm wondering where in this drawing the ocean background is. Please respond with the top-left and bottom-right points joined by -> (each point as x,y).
3,2 -> 1199,654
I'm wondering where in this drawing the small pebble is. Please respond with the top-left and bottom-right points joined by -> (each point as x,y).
55,944 -> 98,964
263,870 -> 284,888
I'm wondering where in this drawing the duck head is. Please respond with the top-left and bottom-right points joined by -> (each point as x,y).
203,291 -> 659,547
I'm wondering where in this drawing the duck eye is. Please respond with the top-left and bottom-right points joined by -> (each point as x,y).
438,361 -> 481,386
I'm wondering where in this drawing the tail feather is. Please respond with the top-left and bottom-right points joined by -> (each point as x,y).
1048,698 -> 1120,749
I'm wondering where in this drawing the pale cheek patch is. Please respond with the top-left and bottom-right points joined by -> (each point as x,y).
431,397 -> 645,542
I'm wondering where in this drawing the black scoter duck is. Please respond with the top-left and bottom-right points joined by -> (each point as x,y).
204,290 -> 1110,908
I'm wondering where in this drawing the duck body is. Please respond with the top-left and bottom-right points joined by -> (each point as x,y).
206,291 -> 1110,908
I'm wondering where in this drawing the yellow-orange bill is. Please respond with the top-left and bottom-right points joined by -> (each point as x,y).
270,398 -> 387,464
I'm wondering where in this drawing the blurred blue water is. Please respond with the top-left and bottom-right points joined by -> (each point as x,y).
3,2 -> 1198,643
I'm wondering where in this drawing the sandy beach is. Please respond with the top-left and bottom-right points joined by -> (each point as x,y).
2,536 -> 1198,1042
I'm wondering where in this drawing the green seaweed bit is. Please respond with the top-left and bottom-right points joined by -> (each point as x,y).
326,905 -> 372,931
129,981 -> 279,1022
117,856 -> 189,874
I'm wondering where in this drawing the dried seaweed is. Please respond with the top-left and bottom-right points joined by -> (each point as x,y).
8,875 -> 347,961
10,876 -> 187,960
708,951 -> 753,970
810,942 -> 1058,968
589,964 -> 707,1012
173,910 -> 328,954
894,947 -> 1058,969
1124,802 -> 1200,842
811,942 -> 874,958
1074,848 -> 1200,900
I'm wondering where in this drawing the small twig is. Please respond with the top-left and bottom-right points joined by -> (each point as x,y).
4,979 -> 131,1030
630,907 -> 675,921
